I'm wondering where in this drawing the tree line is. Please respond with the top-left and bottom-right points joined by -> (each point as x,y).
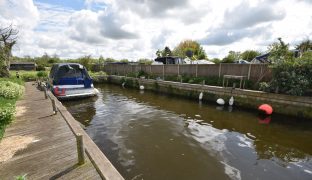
1,24 -> 311,77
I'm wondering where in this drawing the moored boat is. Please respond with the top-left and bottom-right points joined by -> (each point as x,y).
48,63 -> 98,99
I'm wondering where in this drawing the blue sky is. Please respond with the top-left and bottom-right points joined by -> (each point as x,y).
0,0 -> 311,59
34,0 -> 85,10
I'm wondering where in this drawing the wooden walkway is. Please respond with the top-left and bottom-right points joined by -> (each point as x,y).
0,82 -> 121,179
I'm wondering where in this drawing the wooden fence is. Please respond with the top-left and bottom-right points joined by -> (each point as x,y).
94,64 -> 272,82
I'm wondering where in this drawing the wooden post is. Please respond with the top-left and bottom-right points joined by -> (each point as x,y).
195,64 -> 198,77
162,65 -> 165,80
76,133 -> 85,165
219,63 -> 222,78
247,64 -> 251,80
178,64 -> 180,76
52,99 -> 57,114
44,88 -> 48,99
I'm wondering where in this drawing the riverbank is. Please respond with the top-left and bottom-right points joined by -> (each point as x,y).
0,82 -> 123,179
0,78 -> 24,140
94,75 -> 312,119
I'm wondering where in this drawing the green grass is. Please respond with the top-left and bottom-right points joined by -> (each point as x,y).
9,70 -> 48,82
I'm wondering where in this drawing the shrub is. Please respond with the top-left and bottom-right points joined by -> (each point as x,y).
0,98 -> 16,139
0,81 -> 24,99
36,71 -> 48,78
262,38 -> 312,96
262,60 -> 312,96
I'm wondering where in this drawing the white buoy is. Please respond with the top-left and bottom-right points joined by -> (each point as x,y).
199,92 -> 203,100
216,98 -> 225,105
229,96 -> 234,106
139,85 -> 144,90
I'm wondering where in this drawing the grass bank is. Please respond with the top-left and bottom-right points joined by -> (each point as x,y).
0,70 -> 50,140
0,74 -> 28,140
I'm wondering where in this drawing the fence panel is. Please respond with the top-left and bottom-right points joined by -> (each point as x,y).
99,64 -> 272,82
197,64 -> 220,77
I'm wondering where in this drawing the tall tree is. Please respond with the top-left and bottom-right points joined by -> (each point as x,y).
268,38 -> 292,64
156,49 -> 162,57
98,55 -> 104,64
163,46 -> 172,57
222,51 -> 241,63
240,50 -> 260,61
173,40 -> 207,60
79,55 -> 92,70
296,39 -> 312,54
0,25 -> 18,77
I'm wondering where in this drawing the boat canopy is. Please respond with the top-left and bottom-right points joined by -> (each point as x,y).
50,63 -> 91,83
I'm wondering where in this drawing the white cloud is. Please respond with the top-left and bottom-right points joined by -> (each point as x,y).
0,0 -> 310,60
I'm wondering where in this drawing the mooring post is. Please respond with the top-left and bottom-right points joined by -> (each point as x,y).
76,133 -> 85,165
52,98 -> 57,114
44,87 -> 48,99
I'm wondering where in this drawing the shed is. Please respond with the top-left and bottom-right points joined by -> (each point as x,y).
10,62 -> 36,71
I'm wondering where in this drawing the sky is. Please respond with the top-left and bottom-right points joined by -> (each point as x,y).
0,0 -> 311,60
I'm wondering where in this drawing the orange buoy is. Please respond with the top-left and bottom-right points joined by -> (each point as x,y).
258,104 -> 273,115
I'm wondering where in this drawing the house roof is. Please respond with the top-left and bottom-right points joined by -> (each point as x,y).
10,62 -> 36,65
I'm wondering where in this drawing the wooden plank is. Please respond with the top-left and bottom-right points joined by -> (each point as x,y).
0,82 -> 102,180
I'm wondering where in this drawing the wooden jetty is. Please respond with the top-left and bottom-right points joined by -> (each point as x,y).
0,82 -> 123,180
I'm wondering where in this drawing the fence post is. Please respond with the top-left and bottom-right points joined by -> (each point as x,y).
162,65 -> 165,80
76,133 -> 85,165
52,99 -> 57,114
247,64 -> 251,80
195,64 -> 198,77
218,63 -> 222,78
178,64 -> 180,76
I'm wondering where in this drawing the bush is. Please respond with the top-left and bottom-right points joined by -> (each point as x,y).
262,38 -> 312,96
36,71 -> 48,78
0,80 -> 24,140
0,81 -> 25,99
262,60 -> 312,96
0,98 -> 16,139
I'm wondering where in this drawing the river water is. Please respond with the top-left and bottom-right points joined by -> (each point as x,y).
63,84 -> 312,180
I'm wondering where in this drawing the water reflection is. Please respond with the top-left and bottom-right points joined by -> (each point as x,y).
62,97 -> 97,126
63,84 -> 312,180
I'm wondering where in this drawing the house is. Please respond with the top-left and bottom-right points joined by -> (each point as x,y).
154,56 -> 184,64
183,58 -> 215,64
10,62 -> 36,71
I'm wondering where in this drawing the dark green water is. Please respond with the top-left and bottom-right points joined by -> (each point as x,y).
63,84 -> 312,180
